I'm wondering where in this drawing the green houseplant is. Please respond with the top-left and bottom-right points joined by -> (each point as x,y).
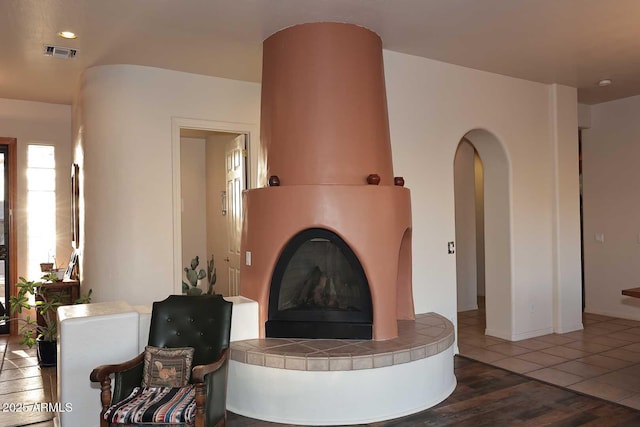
182,255 -> 216,295
1,275 -> 92,366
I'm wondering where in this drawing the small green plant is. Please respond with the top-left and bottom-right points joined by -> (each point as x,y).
41,272 -> 59,282
182,255 -> 216,296
0,276 -> 92,348
206,254 -> 217,295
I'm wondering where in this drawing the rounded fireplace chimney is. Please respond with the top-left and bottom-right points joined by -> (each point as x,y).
260,22 -> 394,186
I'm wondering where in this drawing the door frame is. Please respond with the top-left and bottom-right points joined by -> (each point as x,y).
0,137 -> 17,335
171,117 -> 258,295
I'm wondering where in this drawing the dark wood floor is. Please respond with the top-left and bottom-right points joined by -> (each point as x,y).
228,356 -> 640,427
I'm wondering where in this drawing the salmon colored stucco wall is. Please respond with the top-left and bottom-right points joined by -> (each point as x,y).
240,185 -> 413,339
260,22 -> 394,186
241,23 -> 415,340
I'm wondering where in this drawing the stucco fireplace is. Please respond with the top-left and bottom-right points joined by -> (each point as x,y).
230,23 -> 455,425
239,22 -> 415,340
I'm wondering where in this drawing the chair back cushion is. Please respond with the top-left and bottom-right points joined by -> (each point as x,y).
148,295 -> 232,368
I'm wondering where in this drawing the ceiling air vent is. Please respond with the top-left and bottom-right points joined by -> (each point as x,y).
43,45 -> 77,59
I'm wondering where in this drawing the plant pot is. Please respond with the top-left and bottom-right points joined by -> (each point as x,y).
40,263 -> 54,272
36,338 -> 57,367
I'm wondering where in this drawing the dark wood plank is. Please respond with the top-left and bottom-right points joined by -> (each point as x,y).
228,356 -> 640,427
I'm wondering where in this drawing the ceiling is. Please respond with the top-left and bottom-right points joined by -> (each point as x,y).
2,0 -> 640,106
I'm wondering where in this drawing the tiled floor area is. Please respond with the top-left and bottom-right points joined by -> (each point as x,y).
0,336 -> 57,427
458,298 -> 640,410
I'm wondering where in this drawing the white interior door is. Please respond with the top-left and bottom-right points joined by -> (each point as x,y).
225,135 -> 246,296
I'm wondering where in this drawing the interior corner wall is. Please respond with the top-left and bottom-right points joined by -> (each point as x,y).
74,65 -> 260,305
384,51 -> 581,340
582,95 -> 640,320
0,98 -> 73,282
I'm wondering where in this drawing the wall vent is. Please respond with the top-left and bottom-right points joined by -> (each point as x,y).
43,45 -> 77,59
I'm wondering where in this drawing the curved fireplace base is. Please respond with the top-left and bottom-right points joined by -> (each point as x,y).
227,313 -> 455,425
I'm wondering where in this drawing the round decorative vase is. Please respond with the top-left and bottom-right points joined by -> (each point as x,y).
268,175 -> 281,186
366,174 -> 381,185
37,338 -> 57,367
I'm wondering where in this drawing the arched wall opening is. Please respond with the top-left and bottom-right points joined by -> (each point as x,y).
454,129 -> 513,340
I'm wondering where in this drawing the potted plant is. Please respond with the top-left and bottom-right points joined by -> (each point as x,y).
182,255 -> 217,295
0,275 -> 92,366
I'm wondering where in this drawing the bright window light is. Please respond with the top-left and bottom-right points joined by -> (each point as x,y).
27,145 -> 56,280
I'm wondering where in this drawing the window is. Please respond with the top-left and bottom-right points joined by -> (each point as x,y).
27,145 -> 56,280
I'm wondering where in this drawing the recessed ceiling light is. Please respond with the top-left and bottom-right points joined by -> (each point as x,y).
57,31 -> 77,40
598,79 -> 612,87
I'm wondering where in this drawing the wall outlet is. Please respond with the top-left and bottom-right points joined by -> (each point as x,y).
595,233 -> 605,243
447,241 -> 455,254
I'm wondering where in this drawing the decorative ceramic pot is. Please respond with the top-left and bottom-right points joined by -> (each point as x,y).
268,175 -> 281,186
37,338 -> 57,367
366,174 -> 381,185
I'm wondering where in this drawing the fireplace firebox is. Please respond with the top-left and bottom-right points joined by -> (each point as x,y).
266,228 -> 373,339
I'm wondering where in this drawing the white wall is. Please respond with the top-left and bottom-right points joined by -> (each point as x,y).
578,103 -> 592,129
384,51 -> 582,339
454,140 -> 477,312
0,98 -> 73,281
550,85 -> 583,333
474,152 -> 485,296
73,65 -> 260,305
582,95 -> 640,319
180,137 -> 207,280
72,55 -> 582,341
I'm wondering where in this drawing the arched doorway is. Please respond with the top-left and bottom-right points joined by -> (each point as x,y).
454,129 -> 512,340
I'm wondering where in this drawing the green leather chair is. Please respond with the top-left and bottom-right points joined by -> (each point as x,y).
90,295 -> 232,427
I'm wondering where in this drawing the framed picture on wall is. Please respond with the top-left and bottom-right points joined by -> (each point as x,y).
71,163 -> 80,248
65,251 -> 79,281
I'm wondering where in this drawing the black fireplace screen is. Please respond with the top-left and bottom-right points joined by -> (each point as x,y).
266,228 -> 373,339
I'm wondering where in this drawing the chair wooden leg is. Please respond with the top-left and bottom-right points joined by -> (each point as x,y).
194,383 -> 205,427
99,377 -> 112,427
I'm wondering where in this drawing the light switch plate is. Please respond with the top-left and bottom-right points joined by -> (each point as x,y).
245,251 -> 252,266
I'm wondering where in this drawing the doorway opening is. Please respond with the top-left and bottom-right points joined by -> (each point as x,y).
0,137 -> 16,335
454,129 -> 512,340
179,128 -> 247,297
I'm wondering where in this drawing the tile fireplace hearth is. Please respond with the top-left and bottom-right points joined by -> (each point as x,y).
227,313 -> 456,425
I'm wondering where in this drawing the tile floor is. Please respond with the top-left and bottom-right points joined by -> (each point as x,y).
0,335 -> 57,427
458,298 -> 640,410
